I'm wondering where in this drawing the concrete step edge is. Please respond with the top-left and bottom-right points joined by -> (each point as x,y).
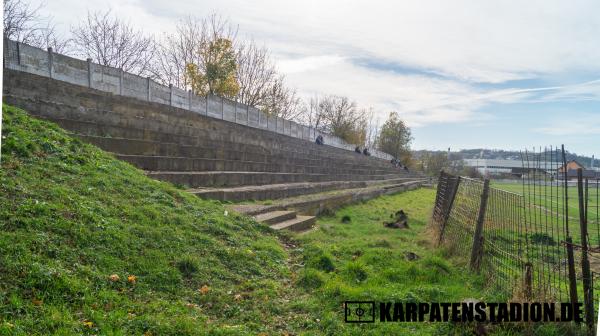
255,210 -> 297,225
270,215 -> 316,231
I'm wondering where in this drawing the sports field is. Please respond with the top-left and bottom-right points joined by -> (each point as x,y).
492,180 -> 600,247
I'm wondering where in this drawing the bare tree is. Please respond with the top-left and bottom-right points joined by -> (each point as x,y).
307,95 -> 367,145
3,0 -> 69,52
155,14 -> 304,119
260,75 -> 305,120
363,107 -> 380,149
70,10 -> 156,76
234,40 -> 308,121
153,17 -> 204,87
235,41 -> 276,106
154,14 -> 237,87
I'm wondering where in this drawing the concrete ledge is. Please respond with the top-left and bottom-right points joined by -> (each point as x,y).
230,180 -> 425,217
147,171 -> 411,188
189,178 -> 421,201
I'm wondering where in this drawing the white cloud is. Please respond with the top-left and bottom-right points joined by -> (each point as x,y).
39,0 -> 600,83
278,55 -> 344,74
28,0 -> 600,132
536,123 -> 600,136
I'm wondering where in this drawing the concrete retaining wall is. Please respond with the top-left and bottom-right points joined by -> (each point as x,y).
3,38 -> 393,160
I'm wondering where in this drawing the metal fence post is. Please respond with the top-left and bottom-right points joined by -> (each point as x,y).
246,105 -> 250,125
566,236 -> 578,312
169,84 -> 173,106
577,168 -> 594,333
188,90 -> 192,110
470,179 -> 490,272
524,262 -> 533,301
438,175 -> 461,246
562,145 -> 579,312
86,58 -> 92,88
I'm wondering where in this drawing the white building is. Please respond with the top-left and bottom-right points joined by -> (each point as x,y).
463,159 -> 561,176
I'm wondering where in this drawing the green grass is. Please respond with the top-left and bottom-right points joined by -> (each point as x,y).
0,105 -> 304,335
0,105 -> 585,335
291,184 -> 585,335
292,189 -> 487,335
492,180 -> 600,240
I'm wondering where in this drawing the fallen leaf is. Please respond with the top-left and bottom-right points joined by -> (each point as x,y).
199,285 -> 210,295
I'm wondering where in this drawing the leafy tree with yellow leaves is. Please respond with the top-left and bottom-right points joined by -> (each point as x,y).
185,38 -> 239,98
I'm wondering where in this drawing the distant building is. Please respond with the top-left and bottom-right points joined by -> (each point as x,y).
463,159 -> 559,177
557,160 -> 585,173
557,160 -> 600,179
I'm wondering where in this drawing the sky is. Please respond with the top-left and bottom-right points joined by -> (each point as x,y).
29,0 -> 600,157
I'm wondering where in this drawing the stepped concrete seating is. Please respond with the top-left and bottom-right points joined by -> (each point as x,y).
229,179 -> 423,231
254,210 -> 316,231
4,69 -> 426,230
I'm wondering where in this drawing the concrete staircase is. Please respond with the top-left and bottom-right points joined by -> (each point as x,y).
3,69 -> 427,231
255,210 -> 316,231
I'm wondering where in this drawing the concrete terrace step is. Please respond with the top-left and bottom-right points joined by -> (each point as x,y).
32,106 -> 383,161
5,78 -> 404,175
255,210 -> 297,225
188,178 -> 419,201
42,116 -> 366,161
69,126 -> 397,171
81,134 -> 401,171
117,154 -> 398,175
41,116 -> 397,169
147,171 -> 407,188
270,215 -> 316,231
230,180 -> 425,217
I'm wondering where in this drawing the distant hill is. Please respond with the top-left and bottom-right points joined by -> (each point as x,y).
413,148 -> 596,167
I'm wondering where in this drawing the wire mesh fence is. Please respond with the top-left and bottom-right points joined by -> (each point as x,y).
432,145 -> 598,333
437,176 -> 482,259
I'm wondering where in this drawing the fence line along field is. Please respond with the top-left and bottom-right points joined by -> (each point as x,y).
432,145 -> 599,335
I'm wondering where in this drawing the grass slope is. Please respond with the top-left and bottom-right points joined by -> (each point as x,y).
293,189 -> 489,335
0,105 -> 300,335
0,105 -> 576,335
293,188 -> 578,335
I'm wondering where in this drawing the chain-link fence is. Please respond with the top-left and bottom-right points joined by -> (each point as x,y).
432,146 -> 597,333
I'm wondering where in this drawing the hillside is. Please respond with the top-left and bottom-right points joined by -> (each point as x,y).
414,149 -> 595,165
1,105 -> 577,335
0,104 -> 304,335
